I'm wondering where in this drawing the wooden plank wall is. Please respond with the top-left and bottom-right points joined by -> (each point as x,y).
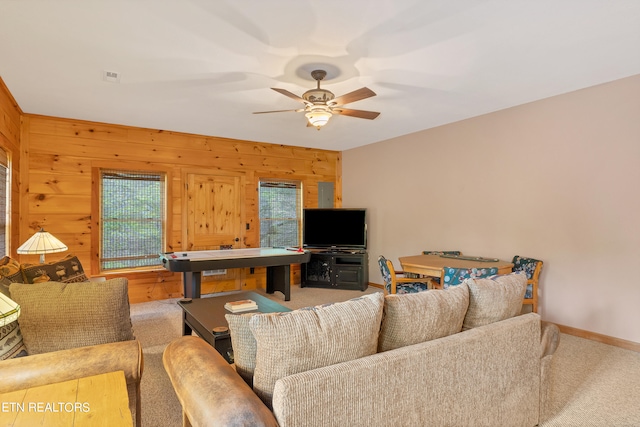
18,113 -> 342,303
0,77 -> 22,255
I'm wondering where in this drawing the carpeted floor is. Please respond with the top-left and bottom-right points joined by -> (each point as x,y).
541,333 -> 640,426
129,298 -> 184,427
129,285 -> 640,427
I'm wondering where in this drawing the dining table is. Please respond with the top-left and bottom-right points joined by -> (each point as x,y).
398,253 -> 513,282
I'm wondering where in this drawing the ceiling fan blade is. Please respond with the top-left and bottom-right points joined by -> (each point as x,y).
332,87 -> 376,106
271,88 -> 306,103
253,109 -> 303,114
332,108 -> 380,120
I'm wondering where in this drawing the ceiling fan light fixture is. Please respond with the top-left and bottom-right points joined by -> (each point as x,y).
302,88 -> 335,103
253,69 -> 379,127
305,109 -> 332,129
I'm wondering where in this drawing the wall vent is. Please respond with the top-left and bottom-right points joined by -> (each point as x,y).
202,269 -> 226,276
103,70 -> 121,83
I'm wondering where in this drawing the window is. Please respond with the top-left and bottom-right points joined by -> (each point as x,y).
259,179 -> 302,247
0,149 -> 7,257
100,169 -> 166,271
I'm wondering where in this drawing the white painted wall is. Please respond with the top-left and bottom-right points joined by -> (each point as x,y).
342,74 -> 640,343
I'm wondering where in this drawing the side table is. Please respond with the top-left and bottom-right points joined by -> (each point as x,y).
0,370 -> 132,426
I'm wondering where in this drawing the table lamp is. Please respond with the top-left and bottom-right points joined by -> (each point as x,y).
16,227 -> 68,264
0,293 -> 20,326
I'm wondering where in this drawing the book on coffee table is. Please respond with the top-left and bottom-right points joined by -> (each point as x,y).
224,299 -> 258,313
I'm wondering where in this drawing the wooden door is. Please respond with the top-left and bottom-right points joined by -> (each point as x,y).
185,171 -> 245,293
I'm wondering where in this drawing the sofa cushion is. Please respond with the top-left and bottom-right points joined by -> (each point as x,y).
9,278 -> 135,354
463,272 -> 527,330
21,254 -> 88,284
249,292 -> 384,407
378,284 -> 469,352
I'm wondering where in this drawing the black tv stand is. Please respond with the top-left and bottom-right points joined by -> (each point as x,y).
301,249 -> 368,291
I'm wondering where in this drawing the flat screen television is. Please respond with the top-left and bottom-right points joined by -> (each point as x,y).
303,208 -> 367,250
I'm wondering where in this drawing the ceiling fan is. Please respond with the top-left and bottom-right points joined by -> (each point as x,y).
253,70 -> 380,129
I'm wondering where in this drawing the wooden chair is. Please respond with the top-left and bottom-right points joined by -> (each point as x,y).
421,252 -> 463,286
512,256 -> 543,313
377,255 -> 433,295
439,266 -> 499,289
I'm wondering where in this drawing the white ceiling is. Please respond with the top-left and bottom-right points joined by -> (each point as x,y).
1,1 -> 639,151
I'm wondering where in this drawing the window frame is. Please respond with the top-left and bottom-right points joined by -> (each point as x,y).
91,162 -> 171,274
258,178 -> 303,248
0,148 -> 8,257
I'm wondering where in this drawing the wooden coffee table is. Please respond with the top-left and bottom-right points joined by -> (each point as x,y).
178,291 -> 291,363
0,370 -> 132,426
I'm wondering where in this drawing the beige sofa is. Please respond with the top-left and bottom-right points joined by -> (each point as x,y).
164,274 -> 560,427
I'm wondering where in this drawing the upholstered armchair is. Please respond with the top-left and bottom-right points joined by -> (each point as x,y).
378,255 -> 433,294
0,274 -> 143,426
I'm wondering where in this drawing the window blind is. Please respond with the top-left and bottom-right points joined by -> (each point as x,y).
259,180 -> 302,247
100,169 -> 165,270
0,149 -> 7,257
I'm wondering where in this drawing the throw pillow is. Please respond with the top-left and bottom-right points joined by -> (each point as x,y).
378,284 -> 469,352
0,321 -> 28,360
462,272 -> 527,330
0,256 -> 27,359
0,256 -> 25,296
225,312 -> 271,387
9,278 -> 135,354
225,301 -> 350,388
249,292 -> 384,407
21,254 -> 88,284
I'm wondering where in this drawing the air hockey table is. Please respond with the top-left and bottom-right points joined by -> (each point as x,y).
160,248 -> 311,301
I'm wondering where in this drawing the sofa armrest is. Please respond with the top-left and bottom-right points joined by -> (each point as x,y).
540,321 -> 560,359
0,340 -> 143,426
163,336 -> 278,427
0,339 -> 142,391
539,321 -> 560,423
